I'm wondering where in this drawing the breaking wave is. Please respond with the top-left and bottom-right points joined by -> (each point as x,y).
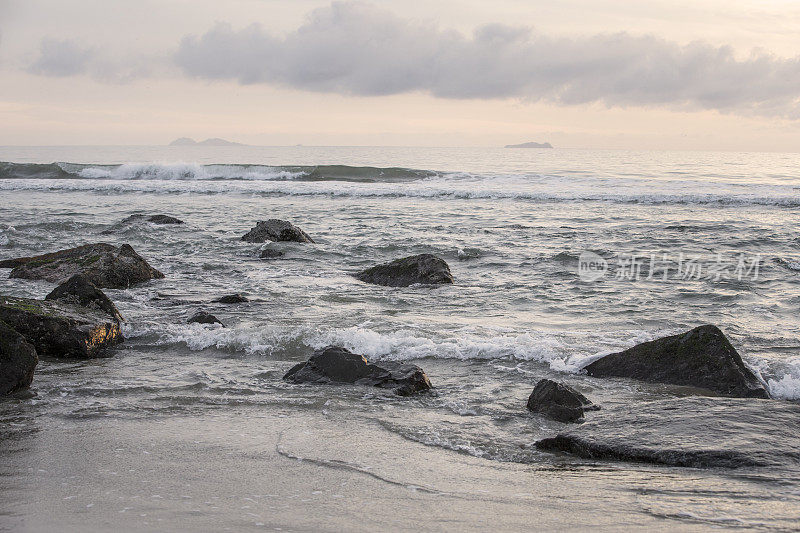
1,160 -> 799,206
0,161 -> 436,182
124,321 -> 800,400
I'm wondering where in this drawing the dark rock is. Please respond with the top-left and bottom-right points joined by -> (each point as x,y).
0,243 -> 164,289
213,294 -> 248,304
122,214 -> 184,225
241,220 -> 314,243
283,346 -> 432,396
535,397 -> 798,468
187,310 -> 224,326
120,214 -> 146,224
147,214 -> 183,225
0,320 -> 38,395
45,274 -> 122,321
354,254 -> 454,287
259,249 -> 285,259
583,325 -> 769,399
0,295 -> 122,359
526,379 -> 599,423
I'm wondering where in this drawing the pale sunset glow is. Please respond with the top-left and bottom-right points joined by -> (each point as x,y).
1,0 -> 799,149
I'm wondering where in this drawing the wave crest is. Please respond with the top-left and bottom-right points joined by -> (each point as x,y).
0,161 -> 435,182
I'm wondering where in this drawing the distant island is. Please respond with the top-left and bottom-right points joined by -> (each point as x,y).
168,137 -> 244,146
504,142 -> 553,149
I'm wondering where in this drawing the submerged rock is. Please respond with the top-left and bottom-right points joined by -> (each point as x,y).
146,214 -> 183,225
45,274 -> 122,321
0,243 -> 164,289
354,254 -> 454,287
259,249 -> 285,259
0,320 -> 38,395
283,346 -> 432,396
213,294 -> 248,304
527,379 -> 599,423
535,397 -> 799,468
187,310 -> 224,326
457,247 -> 482,261
122,214 -> 184,225
241,220 -> 314,243
583,325 -> 769,399
0,295 -> 122,359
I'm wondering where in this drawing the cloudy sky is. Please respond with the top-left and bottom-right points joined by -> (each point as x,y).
1,0 -> 799,150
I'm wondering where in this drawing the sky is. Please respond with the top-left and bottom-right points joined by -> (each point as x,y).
1,0 -> 799,150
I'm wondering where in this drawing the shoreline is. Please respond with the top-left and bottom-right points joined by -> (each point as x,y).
0,407 -> 755,532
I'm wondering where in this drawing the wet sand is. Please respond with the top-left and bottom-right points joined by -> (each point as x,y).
0,407 -> 774,532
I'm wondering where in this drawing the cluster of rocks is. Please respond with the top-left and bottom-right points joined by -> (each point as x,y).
0,216 -> 456,396
0,213 -> 780,470
0,233 -> 164,394
0,274 -> 124,394
284,346 -> 432,396
239,219 -> 454,287
526,325 -> 770,426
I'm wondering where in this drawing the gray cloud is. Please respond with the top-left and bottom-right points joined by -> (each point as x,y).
174,1 -> 800,118
28,37 -> 159,82
29,38 -> 95,77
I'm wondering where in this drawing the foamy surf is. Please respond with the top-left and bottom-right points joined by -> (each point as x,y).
1,164 -> 799,206
1,161 -> 436,182
120,320 -> 800,398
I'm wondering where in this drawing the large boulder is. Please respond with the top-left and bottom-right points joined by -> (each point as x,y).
354,254 -> 454,287
45,274 -> 122,321
241,220 -> 314,243
0,320 -> 38,395
0,295 -> 122,359
535,397 -> 798,468
283,346 -> 432,396
527,379 -> 599,423
0,243 -> 164,289
583,325 -> 769,399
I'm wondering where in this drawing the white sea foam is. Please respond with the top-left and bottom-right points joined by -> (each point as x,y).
124,322 -> 291,355
125,321 -> 800,396
76,163 -> 304,181
124,321 -> 662,373
78,163 -> 209,180
767,357 -> 800,400
768,374 -> 800,400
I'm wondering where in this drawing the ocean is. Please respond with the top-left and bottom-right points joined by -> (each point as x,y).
1,145 -> 799,531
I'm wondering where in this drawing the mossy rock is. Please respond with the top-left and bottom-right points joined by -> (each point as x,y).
0,243 -> 164,288
0,295 -> 122,359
